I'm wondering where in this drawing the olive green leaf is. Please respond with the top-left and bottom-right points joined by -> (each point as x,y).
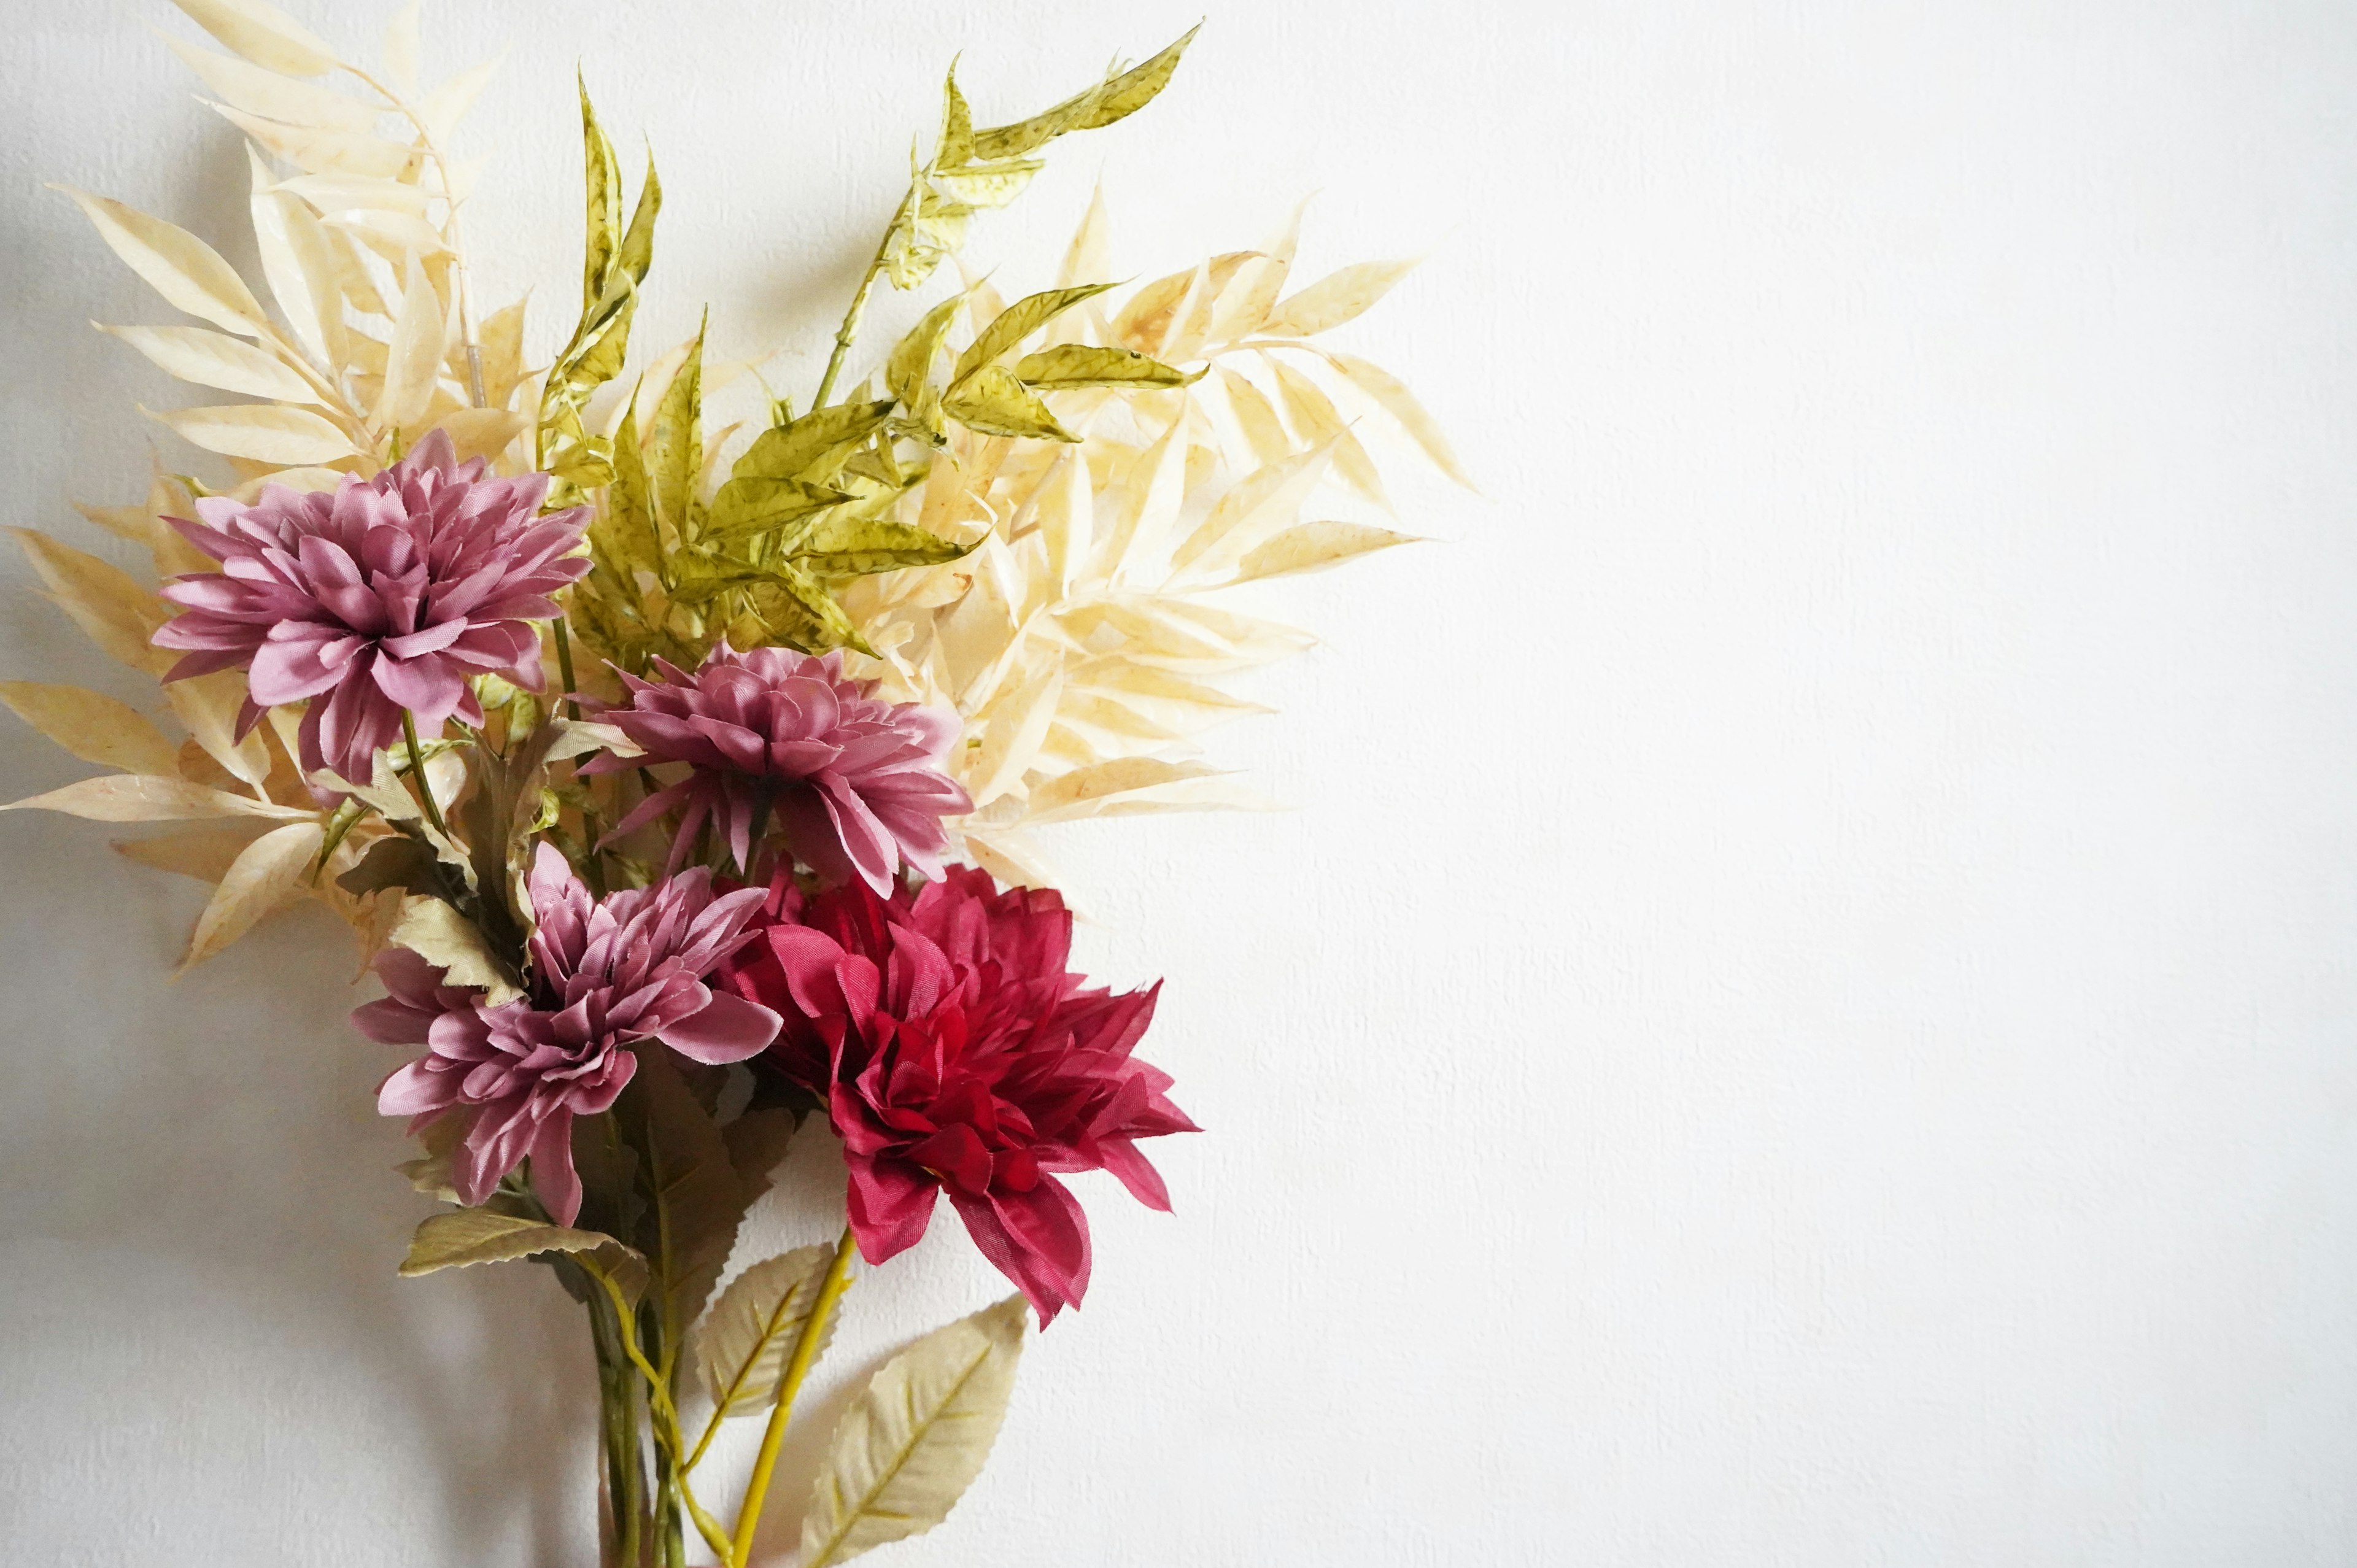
887,293 -> 965,418
799,1296 -> 1031,1568
729,400 -> 897,485
951,282 -> 1116,387
704,477 -> 850,540
649,315 -> 705,538
791,516 -> 971,577
575,72 -> 622,312
615,1048 -> 753,1337
595,382 -> 662,578
942,366 -> 1074,442
967,25 -> 1198,162
1013,343 -> 1197,392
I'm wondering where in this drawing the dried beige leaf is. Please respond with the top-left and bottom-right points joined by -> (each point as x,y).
964,663 -> 1063,807
275,172 -> 433,215
53,187 -> 273,339
163,37 -> 379,130
213,104 -> 419,180
99,323 -> 319,403
249,156 -> 347,369
1262,258 -> 1418,338
422,54 -> 506,144
1232,520 -> 1417,582
371,250 -> 444,432
1021,756 -> 1225,824
0,682 -> 180,776
1169,442 -> 1333,579
165,669 -> 274,788
178,818 -> 322,970
1215,366 -> 1294,469
400,1208 -> 638,1276
1265,357 -> 1390,511
1,774 -> 303,822
114,822 -> 276,881
168,0 -> 338,78
8,529 -> 174,674
694,1244 -> 840,1418
1314,349 -> 1475,490
382,1 -> 420,93
799,1296 -> 1029,1568
148,401 -> 355,465
430,406 -> 526,463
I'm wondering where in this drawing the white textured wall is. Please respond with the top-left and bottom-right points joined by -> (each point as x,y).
6,1 -> 2357,1563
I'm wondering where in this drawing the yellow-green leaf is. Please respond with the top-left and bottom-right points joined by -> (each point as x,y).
1012,343 -> 1194,392
729,401 -> 895,485
799,1296 -> 1030,1568
941,366 -> 1074,442
0,682 -> 180,775
648,319 -> 704,538
952,283 -> 1116,387
887,295 -> 964,415
576,74 -> 622,312
789,517 -> 970,577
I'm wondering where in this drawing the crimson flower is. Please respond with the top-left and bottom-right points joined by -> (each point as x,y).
153,429 -> 589,781
579,643 -> 970,890
719,867 -> 1196,1324
361,844 -> 780,1222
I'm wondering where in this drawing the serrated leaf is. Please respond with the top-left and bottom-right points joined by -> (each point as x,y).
55,187 -> 273,339
149,401 -> 355,465
168,0 -> 338,77
179,818 -> 321,969
1012,343 -> 1194,392
100,323 -> 319,403
789,517 -> 970,577
389,894 -> 522,1002
1262,258 -> 1418,338
756,558 -> 872,654
799,1296 -> 1029,1568
400,1207 -> 642,1277
1231,520 -> 1417,582
1,774 -> 305,822
0,682 -> 180,776
942,366 -> 1073,442
694,1244 -> 840,1417
703,477 -> 847,540
952,283 -> 1116,387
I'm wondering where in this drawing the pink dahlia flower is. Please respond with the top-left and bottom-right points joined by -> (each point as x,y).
582,643 -> 972,892
153,429 -> 590,781
360,844 -> 780,1222
719,867 -> 1196,1324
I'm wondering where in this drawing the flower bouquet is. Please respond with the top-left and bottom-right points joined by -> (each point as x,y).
6,1 -> 1465,1561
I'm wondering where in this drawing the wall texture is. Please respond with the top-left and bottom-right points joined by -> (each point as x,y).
6,2 -> 2357,1564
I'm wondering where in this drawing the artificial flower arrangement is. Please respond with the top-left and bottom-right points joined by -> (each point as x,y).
5,1 -> 1466,1562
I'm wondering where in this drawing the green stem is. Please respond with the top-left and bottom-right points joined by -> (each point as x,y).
553,616 -> 582,719
727,1227 -> 859,1568
401,709 -> 452,840
810,201 -> 908,410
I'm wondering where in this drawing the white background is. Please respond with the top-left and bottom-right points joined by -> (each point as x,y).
4,1 -> 2356,1564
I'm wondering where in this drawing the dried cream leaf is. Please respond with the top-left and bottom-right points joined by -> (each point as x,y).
99,323 -> 319,403
214,104 -> 417,180
8,529 -> 174,674
165,669 -> 273,787
1,774 -> 303,822
53,186 -> 273,339
964,663 -> 1063,808
1169,442 -> 1333,579
371,250 -> 444,431
1214,366 -> 1294,469
250,163 -> 346,369
114,822 -> 275,881
431,406 -> 526,464
1312,349 -> 1474,491
163,37 -> 378,130
168,0 -> 338,77
1263,259 -> 1418,339
422,54 -> 506,144
0,682 -> 180,776
178,818 -> 322,970
147,401 -> 355,465
1231,520 -> 1417,583
276,172 -> 432,216
1265,357 -> 1389,512
382,1 -> 420,94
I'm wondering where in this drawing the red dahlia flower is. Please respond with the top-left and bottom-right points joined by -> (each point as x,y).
153,429 -> 590,781
361,844 -> 780,1222
719,867 -> 1196,1324
580,643 -> 970,891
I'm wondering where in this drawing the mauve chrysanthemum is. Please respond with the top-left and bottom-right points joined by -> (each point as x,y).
361,844 -> 780,1222
152,428 -> 590,782
581,642 -> 972,891
719,867 -> 1196,1324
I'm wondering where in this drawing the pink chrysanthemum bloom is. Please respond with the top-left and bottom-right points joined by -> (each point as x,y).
719,867 -> 1196,1325
581,642 -> 972,891
359,844 -> 780,1222
152,429 -> 590,781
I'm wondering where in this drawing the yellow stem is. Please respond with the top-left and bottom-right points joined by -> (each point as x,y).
728,1227 -> 858,1568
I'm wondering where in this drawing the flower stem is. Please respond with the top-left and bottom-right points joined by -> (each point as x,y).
401,709 -> 452,841
727,1226 -> 858,1568
553,617 -> 582,720
810,200 -> 908,411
